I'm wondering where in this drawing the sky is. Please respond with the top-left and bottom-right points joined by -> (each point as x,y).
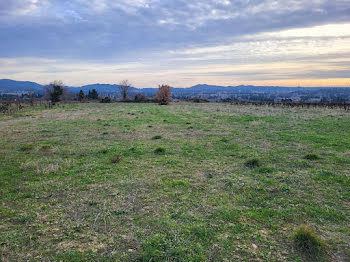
0,0 -> 350,88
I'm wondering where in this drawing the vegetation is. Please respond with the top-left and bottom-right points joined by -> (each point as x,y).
87,89 -> 99,100
100,97 -> 112,103
244,158 -> 261,168
78,90 -> 85,102
43,80 -> 65,103
118,80 -> 132,100
134,93 -> 149,102
154,146 -> 166,154
156,84 -> 172,105
292,225 -> 327,261
0,103 -> 349,261
304,153 -> 321,161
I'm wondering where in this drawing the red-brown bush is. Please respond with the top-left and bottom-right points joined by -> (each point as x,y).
155,84 -> 171,105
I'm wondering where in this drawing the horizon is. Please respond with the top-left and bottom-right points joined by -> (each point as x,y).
1,1 -> 350,88
2,78 -> 350,89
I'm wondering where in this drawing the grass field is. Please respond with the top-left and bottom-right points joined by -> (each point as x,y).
0,102 -> 349,261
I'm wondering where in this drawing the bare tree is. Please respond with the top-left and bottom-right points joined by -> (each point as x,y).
155,84 -> 172,105
118,80 -> 132,100
61,87 -> 74,102
27,88 -> 34,106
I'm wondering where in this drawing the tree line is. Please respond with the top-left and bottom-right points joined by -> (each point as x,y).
44,80 -> 172,105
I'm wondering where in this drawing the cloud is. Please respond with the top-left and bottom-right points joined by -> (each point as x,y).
0,0 -> 350,86
1,0 -> 350,58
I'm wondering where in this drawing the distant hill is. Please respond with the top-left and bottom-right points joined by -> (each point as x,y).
187,84 -> 313,93
1,79 -> 349,101
0,79 -> 43,93
72,84 -> 138,94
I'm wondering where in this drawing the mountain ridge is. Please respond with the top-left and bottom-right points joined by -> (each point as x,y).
1,79 -> 350,101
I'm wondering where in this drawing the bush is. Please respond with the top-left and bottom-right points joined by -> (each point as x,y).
244,158 -> 261,168
155,84 -> 171,105
134,93 -> 149,102
190,98 -> 209,103
100,97 -> 111,103
292,225 -> 326,260
152,135 -> 162,140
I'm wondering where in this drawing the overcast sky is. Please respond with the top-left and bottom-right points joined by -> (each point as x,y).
0,0 -> 350,87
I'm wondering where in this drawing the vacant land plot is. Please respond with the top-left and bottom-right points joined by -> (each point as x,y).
0,103 -> 349,261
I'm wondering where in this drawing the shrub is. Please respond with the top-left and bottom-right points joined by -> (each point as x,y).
292,225 -> 326,260
87,89 -> 99,100
154,147 -> 166,154
100,97 -> 111,103
44,80 -> 65,103
244,158 -> 261,168
134,93 -> 149,102
155,84 -> 171,105
152,135 -> 162,140
190,98 -> 209,103
304,153 -> 321,160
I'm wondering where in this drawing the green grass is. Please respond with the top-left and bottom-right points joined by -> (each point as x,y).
292,225 -> 327,261
0,102 -> 349,261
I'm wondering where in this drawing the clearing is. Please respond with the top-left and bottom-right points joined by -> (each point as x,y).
0,103 -> 349,261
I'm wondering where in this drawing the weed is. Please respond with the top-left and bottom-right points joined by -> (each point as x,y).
304,153 -> 321,160
166,179 -> 190,187
257,166 -> 276,173
19,143 -> 34,151
245,158 -> 261,168
220,137 -> 229,142
292,225 -> 326,260
206,172 -> 214,179
152,135 -> 162,140
41,144 -> 51,150
12,213 -> 35,224
113,209 -> 127,216
154,147 -> 166,154
111,153 -> 122,163
98,149 -> 108,154
224,179 -> 234,187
